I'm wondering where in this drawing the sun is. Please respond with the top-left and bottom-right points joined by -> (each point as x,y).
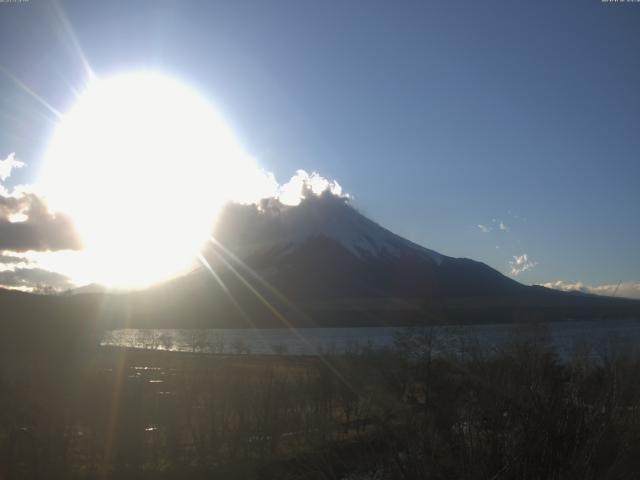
40,72 -> 267,288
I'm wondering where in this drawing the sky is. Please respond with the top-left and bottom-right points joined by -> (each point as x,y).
0,0 -> 639,296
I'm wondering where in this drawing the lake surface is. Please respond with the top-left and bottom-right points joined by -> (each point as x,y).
102,318 -> 640,359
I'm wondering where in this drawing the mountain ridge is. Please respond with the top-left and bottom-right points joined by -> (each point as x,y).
2,192 -> 640,335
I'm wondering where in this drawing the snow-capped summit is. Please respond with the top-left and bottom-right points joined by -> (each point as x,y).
199,190 -> 527,304
213,191 -> 444,265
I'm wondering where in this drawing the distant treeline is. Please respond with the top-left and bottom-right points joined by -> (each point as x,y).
1,285 -> 639,339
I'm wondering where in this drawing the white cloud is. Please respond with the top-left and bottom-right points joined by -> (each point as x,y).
509,253 -> 538,276
0,152 -> 24,183
233,168 -> 349,207
541,280 -> 640,300
8,212 -> 28,223
277,170 -> 348,206
478,219 -> 510,233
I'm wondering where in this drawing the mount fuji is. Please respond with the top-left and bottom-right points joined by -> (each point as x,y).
2,191 -> 639,336
117,191 -> 637,329
205,192 -> 522,302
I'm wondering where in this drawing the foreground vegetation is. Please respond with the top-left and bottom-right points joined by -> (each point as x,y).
2,328 -> 640,479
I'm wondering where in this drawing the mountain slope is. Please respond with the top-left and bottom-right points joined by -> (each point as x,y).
156,192 -> 638,327
2,192 -> 639,334
207,193 -> 525,301
213,193 -> 444,264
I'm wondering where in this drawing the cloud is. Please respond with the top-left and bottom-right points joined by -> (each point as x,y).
509,253 -> 538,276
0,192 -> 82,252
0,153 -> 24,183
541,280 -> 640,300
478,219 -> 510,233
0,251 -> 30,265
0,266 -> 73,292
229,169 -> 349,207
0,153 -> 81,253
277,170 -> 348,206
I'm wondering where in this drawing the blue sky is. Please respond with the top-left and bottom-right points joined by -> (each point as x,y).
0,0 -> 639,290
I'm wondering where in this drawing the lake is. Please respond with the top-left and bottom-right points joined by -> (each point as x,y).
102,318 -> 640,359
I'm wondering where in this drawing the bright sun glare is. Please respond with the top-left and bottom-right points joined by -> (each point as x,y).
40,72 -> 265,288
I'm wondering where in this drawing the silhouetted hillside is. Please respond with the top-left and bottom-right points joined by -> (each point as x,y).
2,194 -> 639,338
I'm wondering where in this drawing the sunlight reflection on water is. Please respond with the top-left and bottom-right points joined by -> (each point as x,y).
101,319 -> 640,359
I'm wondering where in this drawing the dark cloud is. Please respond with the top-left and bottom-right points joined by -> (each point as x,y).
0,267 -> 73,291
0,252 -> 29,264
212,190 -> 355,259
0,192 -> 82,252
